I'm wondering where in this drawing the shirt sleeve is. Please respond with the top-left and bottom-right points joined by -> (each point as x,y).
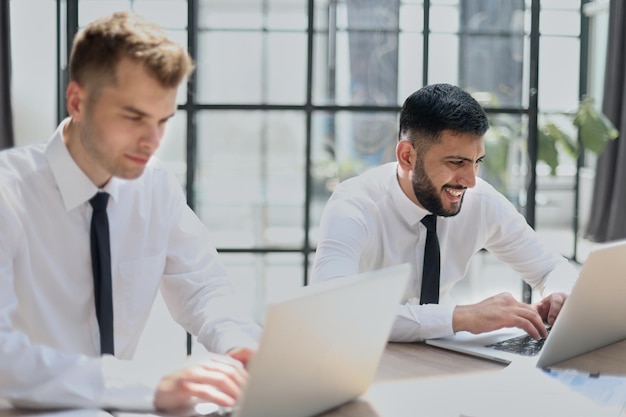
390,303 -> 456,341
480,187 -> 578,297
312,193 -> 371,283
158,174 -> 261,355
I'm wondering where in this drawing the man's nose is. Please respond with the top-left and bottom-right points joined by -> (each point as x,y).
458,164 -> 477,188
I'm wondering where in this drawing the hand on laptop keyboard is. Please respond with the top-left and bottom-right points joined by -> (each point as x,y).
486,326 -> 552,357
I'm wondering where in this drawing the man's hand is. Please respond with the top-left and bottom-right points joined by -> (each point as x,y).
154,355 -> 248,412
452,292 -> 549,340
226,347 -> 255,367
533,292 -> 568,325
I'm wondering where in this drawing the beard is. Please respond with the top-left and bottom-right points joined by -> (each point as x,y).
411,158 -> 465,217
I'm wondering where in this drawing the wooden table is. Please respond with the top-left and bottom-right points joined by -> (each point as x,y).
2,340 -> 624,417
0,342 -> 501,417
319,339 -> 626,417
317,342 -> 504,417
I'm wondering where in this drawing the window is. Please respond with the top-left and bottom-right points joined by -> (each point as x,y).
56,0 -> 592,329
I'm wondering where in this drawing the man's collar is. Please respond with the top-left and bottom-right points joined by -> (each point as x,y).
45,119 -> 120,211
389,163 -> 430,227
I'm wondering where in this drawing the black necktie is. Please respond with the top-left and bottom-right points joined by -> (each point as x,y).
420,214 -> 440,304
89,192 -> 114,355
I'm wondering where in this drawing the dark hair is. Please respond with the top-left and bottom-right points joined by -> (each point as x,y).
69,11 -> 194,93
399,83 -> 489,149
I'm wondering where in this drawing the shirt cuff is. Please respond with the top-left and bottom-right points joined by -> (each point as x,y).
197,322 -> 262,355
390,302 -> 455,342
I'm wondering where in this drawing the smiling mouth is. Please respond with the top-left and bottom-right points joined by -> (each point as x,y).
444,187 -> 465,198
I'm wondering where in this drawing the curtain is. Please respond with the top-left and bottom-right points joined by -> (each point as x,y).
585,0 -> 626,242
0,0 -> 13,150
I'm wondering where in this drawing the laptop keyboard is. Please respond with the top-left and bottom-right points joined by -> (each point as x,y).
485,326 -> 552,357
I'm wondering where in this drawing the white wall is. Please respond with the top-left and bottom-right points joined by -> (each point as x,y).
10,0 -> 57,147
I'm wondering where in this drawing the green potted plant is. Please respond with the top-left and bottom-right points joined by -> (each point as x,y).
538,96 -> 619,175
481,96 -> 619,196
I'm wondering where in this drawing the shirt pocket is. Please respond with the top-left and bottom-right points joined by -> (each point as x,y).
116,250 -> 167,344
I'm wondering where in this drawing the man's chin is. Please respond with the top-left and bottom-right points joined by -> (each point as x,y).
439,204 -> 462,217
115,168 -> 146,180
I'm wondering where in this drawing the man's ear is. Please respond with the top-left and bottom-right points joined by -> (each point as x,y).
65,81 -> 85,122
396,140 -> 414,171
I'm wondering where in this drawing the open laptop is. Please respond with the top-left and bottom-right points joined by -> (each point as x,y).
195,263 -> 410,417
425,239 -> 626,368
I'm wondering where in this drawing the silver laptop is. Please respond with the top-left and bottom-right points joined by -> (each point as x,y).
426,239 -> 626,368
197,263 -> 410,417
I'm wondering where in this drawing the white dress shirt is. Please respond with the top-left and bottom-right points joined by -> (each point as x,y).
312,162 -> 577,341
0,120 -> 261,409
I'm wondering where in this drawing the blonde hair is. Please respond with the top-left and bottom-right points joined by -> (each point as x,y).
69,11 -> 194,91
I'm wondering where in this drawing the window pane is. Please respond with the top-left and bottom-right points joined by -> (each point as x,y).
458,0 -> 525,108
199,0 -> 263,29
430,5 -> 459,33
328,25 -> 400,105
538,37 -> 580,112
11,0 -> 57,147
134,0 -> 188,28
312,111 -> 397,180
266,32 -> 307,104
344,0 -> 400,30
312,33 -> 331,104
540,0 -> 579,10
79,0 -> 187,28
459,0 -> 525,34
399,3 -> 423,32
428,34 -> 459,84
310,111 -> 398,244
312,31 -> 351,105
78,0 -> 132,25
195,111 -> 306,249
196,30 -> 306,104
398,32 -> 424,101
540,10 -> 580,36
266,0 -> 308,30
431,0 -> 460,5
460,36 -> 524,108
196,32 -> 263,103
313,1 -> 400,106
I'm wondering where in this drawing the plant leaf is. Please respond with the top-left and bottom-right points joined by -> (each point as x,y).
538,128 -> 559,175
543,122 -> 578,159
574,97 -> 619,154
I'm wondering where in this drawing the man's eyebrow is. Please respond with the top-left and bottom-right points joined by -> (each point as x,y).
121,106 -> 148,117
122,106 -> 176,120
444,154 -> 486,162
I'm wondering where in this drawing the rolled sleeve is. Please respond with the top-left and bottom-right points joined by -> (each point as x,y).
390,303 -> 456,342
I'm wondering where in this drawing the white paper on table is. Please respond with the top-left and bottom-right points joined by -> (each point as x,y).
365,360 -> 623,417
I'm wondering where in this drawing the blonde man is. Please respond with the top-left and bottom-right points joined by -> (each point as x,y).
0,11 -> 259,412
